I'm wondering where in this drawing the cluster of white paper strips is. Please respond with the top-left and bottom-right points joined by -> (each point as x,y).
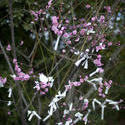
26,48 -> 121,124
43,89 -> 67,121
75,49 -> 91,69
92,98 -> 120,120
57,109 -> 91,125
56,97 -> 120,125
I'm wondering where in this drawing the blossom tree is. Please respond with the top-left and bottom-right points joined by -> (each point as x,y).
0,0 -> 125,125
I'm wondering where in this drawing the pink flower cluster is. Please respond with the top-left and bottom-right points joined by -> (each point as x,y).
98,15 -> 105,23
96,43 -> 105,52
65,77 -> 85,91
46,0 -> 53,9
34,81 -> 49,95
93,55 -> 103,67
34,73 -> 54,95
51,16 -> 65,35
11,59 -> 30,81
104,6 -> 111,13
98,80 -> 112,98
98,84 -> 106,98
86,4 -> 91,9
30,9 -> 43,21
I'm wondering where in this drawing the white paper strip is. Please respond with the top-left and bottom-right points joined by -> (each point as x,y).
7,101 -> 12,106
74,112 -> 83,123
54,35 -> 61,50
43,89 -> 67,122
89,68 -> 100,77
27,110 -> 41,121
101,104 -> 106,120
8,88 -> 12,98
75,56 -> 85,67
105,87 -> 110,94
65,119 -> 72,125
83,109 -> 91,125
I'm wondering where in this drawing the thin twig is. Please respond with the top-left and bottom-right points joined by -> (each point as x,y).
0,41 -> 14,74
24,92 -> 38,113
9,0 -> 16,58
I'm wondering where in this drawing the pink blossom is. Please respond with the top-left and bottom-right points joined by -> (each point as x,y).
65,81 -> 73,91
104,82 -> 108,86
38,9 -> 43,15
58,30 -> 63,35
93,59 -> 103,66
52,16 -> 59,26
98,68 -> 104,73
13,58 -> 17,64
8,111 -> 11,115
98,87 -> 102,93
88,36 -> 92,41
23,74 -> 30,81
91,16 -> 97,21
102,94 -> 106,98
108,42 -> 112,46
99,93 -> 102,96
29,68 -> 33,74
73,81 -> 81,86
15,64 -> 21,73
45,88 -> 48,92
80,78 -> 84,83
80,29 -> 85,35
65,19 -> 70,24
99,15 -> 105,23
86,4 -> 91,9
97,54 -> 102,59
0,76 -> 7,87
13,76 -> 19,81
40,91 -> 45,95
96,44 -> 105,52
63,33 -> 69,38
104,6 -> 111,13
75,37 -> 79,42
96,46 -> 101,52
61,27 -> 65,31
35,84 -> 40,91
72,30 -> 77,35
52,25 -> 58,34
79,96 -> 83,100
6,44 -> 11,51
35,17 -> 38,21
84,75 -> 88,81
30,10 -> 36,15
31,21 -> 34,24
20,40 -> 24,46
46,0 -> 53,9
62,49 -> 66,53
83,101 -> 88,110
67,40 -> 71,45
108,80 -> 112,85
65,85 -> 70,91
48,0 -> 53,6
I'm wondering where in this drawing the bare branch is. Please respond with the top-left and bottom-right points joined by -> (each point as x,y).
9,0 -> 16,58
